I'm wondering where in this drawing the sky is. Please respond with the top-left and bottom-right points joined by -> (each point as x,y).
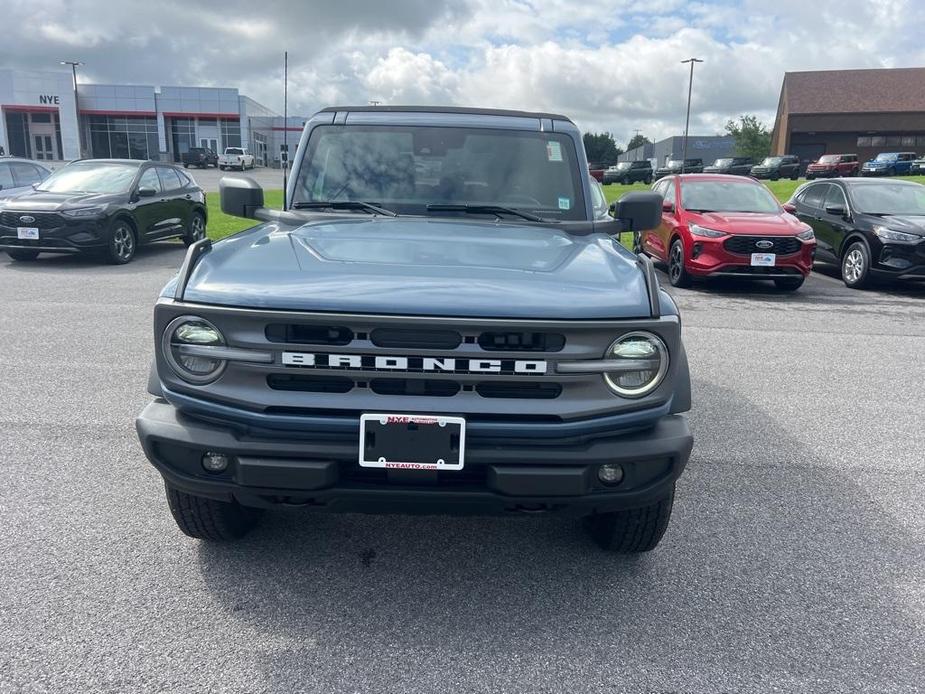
2,0 -> 923,146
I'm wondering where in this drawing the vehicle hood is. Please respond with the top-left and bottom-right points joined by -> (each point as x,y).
686,211 -> 805,236
2,190 -> 119,211
807,162 -> 836,169
177,216 -> 657,319
702,166 -> 729,172
869,215 -> 925,237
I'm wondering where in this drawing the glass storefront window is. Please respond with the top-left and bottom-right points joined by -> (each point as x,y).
87,115 -> 159,160
221,119 -> 241,148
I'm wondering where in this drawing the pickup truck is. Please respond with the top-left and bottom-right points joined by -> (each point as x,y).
182,147 -> 218,169
218,147 -> 255,171
136,106 -> 693,553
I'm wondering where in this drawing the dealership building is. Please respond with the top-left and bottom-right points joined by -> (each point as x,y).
0,68 -> 301,167
770,67 -> 925,163
617,134 -> 736,167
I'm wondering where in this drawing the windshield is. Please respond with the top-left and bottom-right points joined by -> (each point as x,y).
851,183 -> 925,215
292,125 -> 586,221
818,155 -> 840,164
37,162 -> 137,194
712,159 -> 732,167
614,162 -> 631,170
681,180 -> 781,213
874,153 -> 898,162
761,157 -> 782,166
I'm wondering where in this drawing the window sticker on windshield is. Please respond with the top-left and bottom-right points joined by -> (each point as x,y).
547,141 -> 563,162
558,197 -> 571,210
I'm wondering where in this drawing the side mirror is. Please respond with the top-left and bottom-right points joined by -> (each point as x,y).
825,204 -> 847,217
220,175 -> 265,219
782,202 -> 797,214
610,191 -> 662,231
137,186 -> 158,198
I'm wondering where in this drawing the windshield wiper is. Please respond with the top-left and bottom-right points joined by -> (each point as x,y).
291,201 -> 398,216
425,204 -> 550,223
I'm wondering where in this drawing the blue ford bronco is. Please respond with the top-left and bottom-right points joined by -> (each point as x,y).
136,106 -> 693,552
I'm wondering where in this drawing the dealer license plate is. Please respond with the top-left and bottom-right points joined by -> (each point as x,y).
359,413 -> 466,470
17,227 -> 39,240
751,253 -> 776,267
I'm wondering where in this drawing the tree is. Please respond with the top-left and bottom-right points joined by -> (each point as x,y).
725,114 -> 772,161
626,133 -> 651,152
583,132 -> 623,166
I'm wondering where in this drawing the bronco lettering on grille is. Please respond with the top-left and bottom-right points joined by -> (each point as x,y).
281,352 -> 547,375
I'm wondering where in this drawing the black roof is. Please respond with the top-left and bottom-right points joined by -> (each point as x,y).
318,105 -> 574,122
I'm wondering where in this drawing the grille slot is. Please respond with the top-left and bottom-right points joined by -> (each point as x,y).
265,324 -> 353,345
370,379 -> 460,397
478,331 -> 565,352
723,236 -> 801,256
0,211 -> 64,229
370,328 -> 461,350
267,374 -> 353,393
476,382 -> 562,399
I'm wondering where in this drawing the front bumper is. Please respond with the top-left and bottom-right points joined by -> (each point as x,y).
861,168 -> 890,177
749,169 -> 778,179
684,236 -> 815,278
0,217 -> 109,254
136,399 -> 693,515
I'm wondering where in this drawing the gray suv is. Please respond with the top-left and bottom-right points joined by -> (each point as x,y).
136,106 -> 693,553
0,157 -> 51,203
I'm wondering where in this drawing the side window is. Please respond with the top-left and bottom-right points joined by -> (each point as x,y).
662,180 -> 676,206
138,168 -> 162,193
0,163 -> 15,189
800,184 -> 828,209
157,167 -> 183,191
10,162 -> 45,187
823,185 -> 847,211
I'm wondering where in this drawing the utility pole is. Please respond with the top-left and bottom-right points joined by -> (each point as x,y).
680,57 -> 703,174
60,60 -> 83,158
283,51 -> 288,209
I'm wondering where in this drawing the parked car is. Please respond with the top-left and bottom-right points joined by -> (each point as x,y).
218,147 -> 255,171
0,159 -> 207,265
642,173 -> 815,291
0,157 -> 52,203
603,160 -> 653,185
786,178 -> 925,288
182,147 -> 218,169
911,156 -> 925,175
135,105 -> 694,553
703,157 -> 753,176
654,159 -> 703,180
805,154 -> 859,179
750,155 -> 800,181
860,152 -> 917,177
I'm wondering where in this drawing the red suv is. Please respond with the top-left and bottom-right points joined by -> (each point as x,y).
641,174 -> 816,291
805,154 -> 860,179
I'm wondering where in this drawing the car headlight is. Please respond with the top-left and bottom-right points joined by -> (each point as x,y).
603,332 -> 669,398
874,226 -> 921,243
62,205 -> 107,218
689,224 -> 726,238
797,226 -> 815,241
162,315 -> 227,384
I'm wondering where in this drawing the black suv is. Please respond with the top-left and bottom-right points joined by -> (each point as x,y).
703,157 -> 753,176
603,160 -> 653,185
654,159 -> 703,179
751,155 -> 800,180
0,159 -> 207,264
182,147 -> 218,169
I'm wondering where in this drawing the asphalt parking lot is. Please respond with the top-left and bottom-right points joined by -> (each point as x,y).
1,246 -> 923,693
182,165 -> 286,192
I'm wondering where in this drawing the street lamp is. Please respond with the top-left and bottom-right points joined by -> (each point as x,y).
60,60 -> 83,158
680,57 -> 703,174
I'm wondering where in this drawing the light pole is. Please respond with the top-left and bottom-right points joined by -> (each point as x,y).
60,60 -> 83,158
680,57 -> 703,174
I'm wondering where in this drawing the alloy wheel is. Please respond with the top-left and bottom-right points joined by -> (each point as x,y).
669,243 -> 683,282
113,225 -> 135,261
843,248 -> 864,284
190,215 -> 205,242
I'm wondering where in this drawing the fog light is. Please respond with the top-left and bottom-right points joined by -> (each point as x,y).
202,451 -> 230,473
598,464 -> 624,486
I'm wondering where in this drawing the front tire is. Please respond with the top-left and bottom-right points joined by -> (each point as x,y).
7,249 -> 40,262
668,238 -> 692,288
106,220 -> 136,265
841,240 -> 872,289
183,211 -> 207,247
165,484 -> 263,541
774,276 -> 805,291
585,487 -> 675,553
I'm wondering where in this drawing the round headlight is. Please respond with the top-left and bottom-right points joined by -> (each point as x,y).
162,315 -> 227,384
603,331 -> 669,398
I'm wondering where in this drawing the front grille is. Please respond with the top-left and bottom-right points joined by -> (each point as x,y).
267,374 -> 353,393
265,324 -> 353,345
723,235 -> 801,256
370,328 -> 461,350
0,211 -> 64,229
476,382 -> 562,399
478,331 -> 565,352
369,378 -> 460,397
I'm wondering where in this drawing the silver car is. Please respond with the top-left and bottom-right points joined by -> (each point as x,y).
0,157 -> 52,204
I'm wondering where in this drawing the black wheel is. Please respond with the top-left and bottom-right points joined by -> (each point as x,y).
790,172 -> 799,180
585,486 -> 675,553
165,483 -> 262,541
770,173 -> 780,181
183,163 -> 189,169
105,220 -> 136,264
183,211 -> 207,247
774,276 -> 805,291
841,240 -> 872,289
888,167 -> 896,177
219,165 -> 225,171
7,249 -> 39,261
667,238 -> 692,288
644,176 -> 652,185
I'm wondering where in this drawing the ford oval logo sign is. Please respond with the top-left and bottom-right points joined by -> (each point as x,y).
19,215 -> 36,224
755,240 -> 774,250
